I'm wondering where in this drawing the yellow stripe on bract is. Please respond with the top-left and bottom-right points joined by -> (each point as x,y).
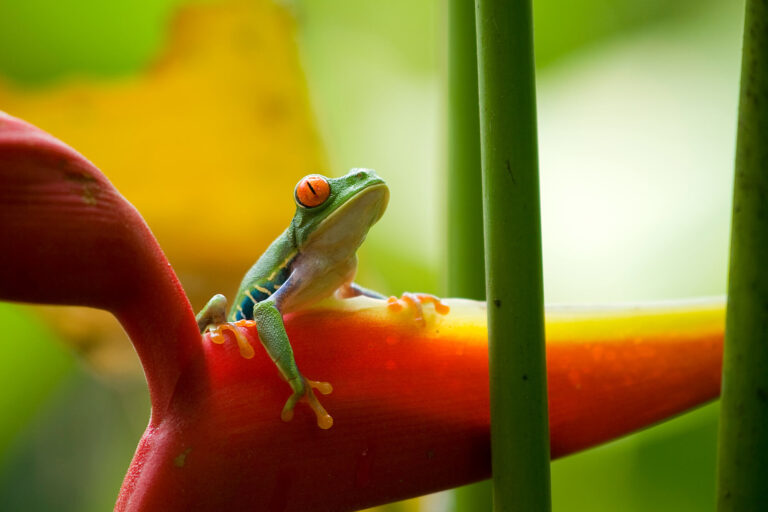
244,290 -> 257,303
544,299 -> 725,344
302,296 -> 726,348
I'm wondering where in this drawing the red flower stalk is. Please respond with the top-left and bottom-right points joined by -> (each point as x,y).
0,111 -> 723,511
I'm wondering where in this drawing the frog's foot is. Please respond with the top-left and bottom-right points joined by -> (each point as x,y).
206,320 -> 258,359
281,376 -> 334,429
386,292 -> 450,325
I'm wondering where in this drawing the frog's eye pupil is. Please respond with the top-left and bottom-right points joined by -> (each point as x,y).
296,175 -> 330,208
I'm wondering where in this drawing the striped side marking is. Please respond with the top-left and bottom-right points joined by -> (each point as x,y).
254,284 -> 272,296
267,250 -> 296,282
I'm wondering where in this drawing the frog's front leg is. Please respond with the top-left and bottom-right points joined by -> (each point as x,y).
252,298 -> 333,429
196,294 -> 256,359
196,293 -> 228,332
336,282 -> 386,300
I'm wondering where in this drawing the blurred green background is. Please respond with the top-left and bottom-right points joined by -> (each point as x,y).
0,0 -> 743,509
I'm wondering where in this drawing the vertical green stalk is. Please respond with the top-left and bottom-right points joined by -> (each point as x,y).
474,0 -> 551,510
716,0 -> 768,509
446,0 -> 491,510
447,0 -> 485,302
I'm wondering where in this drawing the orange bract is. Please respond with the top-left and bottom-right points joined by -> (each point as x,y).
295,175 -> 330,208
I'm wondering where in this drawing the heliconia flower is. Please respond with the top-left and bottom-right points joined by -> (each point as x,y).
0,111 -> 723,511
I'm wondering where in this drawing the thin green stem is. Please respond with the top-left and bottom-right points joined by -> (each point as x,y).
447,0 -> 485,301
716,0 -> 768,509
446,0 -> 491,509
474,0 -> 551,510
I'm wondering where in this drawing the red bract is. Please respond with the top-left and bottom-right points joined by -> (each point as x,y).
0,111 -> 201,416
0,111 -> 724,511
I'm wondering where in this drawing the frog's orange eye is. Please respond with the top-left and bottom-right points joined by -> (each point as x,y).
295,175 -> 331,208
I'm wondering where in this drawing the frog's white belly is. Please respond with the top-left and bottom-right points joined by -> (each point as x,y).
278,253 -> 357,313
279,182 -> 384,313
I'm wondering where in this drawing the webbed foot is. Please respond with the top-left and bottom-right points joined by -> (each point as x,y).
282,376 -> 334,429
386,292 -> 450,325
207,319 -> 258,359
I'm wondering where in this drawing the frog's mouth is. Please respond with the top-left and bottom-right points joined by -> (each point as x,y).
303,183 -> 389,251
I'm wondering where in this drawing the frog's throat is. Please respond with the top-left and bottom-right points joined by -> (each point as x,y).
302,183 -> 389,248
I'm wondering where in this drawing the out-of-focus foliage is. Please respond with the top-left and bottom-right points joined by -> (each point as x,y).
532,0 -> 714,67
0,305 -> 73,461
0,0 -> 182,84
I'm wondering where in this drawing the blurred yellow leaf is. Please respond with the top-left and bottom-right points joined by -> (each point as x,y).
1,0 -> 325,274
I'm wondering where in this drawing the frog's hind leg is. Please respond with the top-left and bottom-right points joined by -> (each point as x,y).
252,297 -> 334,429
336,282 -> 386,300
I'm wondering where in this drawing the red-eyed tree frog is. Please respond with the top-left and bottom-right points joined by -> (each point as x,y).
196,169 -> 448,429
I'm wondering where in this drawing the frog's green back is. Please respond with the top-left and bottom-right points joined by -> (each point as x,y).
228,227 -> 296,321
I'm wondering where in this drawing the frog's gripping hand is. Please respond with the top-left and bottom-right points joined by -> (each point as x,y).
252,301 -> 334,429
196,294 -> 228,332
387,292 -> 450,325
197,294 -> 256,359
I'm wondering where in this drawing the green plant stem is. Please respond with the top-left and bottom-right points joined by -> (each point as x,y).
474,0 -> 551,510
446,0 -> 491,510
716,0 -> 768,509
447,0 -> 485,302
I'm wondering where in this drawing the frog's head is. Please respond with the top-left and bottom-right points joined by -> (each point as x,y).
291,169 -> 389,251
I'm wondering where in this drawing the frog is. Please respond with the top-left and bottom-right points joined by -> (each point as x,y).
196,168 -> 448,429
